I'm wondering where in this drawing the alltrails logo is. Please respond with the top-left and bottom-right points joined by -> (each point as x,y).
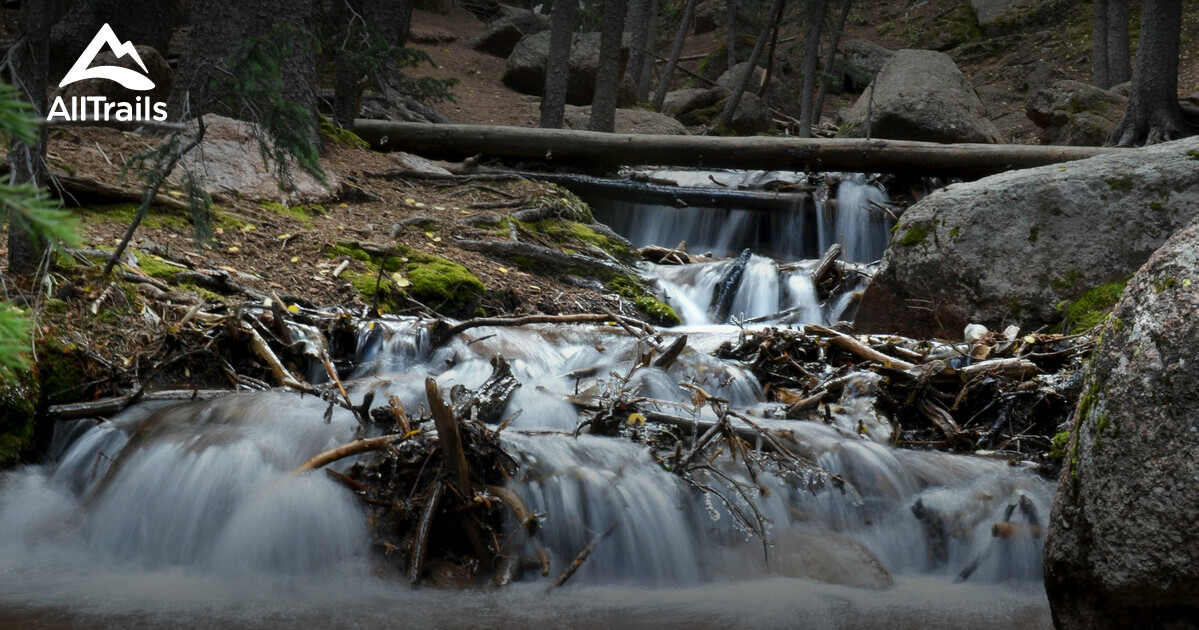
47,23 -> 168,122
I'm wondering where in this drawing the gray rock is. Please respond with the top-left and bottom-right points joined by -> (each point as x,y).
502,31 -> 629,105
1044,214 -> 1199,629
840,49 -> 1003,144
716,62 -> 801,118
661,88 -> 719,117
172,115 -> 334,205
468,8 -> 549,57
841,40 -> 894,93
693,0 -> 725,35
57,45 -> 173,109
724,92 -> 772,135
562,105 -> 688,135
854,136 -> 1199,338
1025,80 -> 1126,146
971,0 -> 1061,35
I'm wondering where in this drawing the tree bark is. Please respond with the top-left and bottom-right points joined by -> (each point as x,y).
626,0 -> 652,93
588,0 -> 629,132
725,0 -> 737,70
49,0 -> 180,77
8,0 -> 51,276
717,0 -> 785,129
1108,0 -> 1191,146
1091,0 -> 1109,88
355,120 -> 1129,177
813,0 -> 852,123
635,0 -> 661,102
1105,0 -> 1130,86
651,0 -> 698,111
540,0 -> 577,128
170,0 -> 319,141
333,0 -> 416,128
798,0 -> 832,138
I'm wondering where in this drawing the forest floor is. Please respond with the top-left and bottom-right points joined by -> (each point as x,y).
406,0 -> 1199,143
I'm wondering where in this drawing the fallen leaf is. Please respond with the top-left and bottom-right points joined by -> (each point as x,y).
627,412 -> 646,426
290,256 -> 300,263
497,266 -> 508,274
277,233 -> 292,240
287,304 -> 300,314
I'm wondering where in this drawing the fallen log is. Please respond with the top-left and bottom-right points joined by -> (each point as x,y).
805,323 -> 917,371
409,481 -> 445,586
547,520 -> 618,591
515,170 -> 812,213
426,377 -> 472,494
354,120 -> 1131,178
710,249 -> 751,323
291,433 -> 409,475
456,239 -> 626,278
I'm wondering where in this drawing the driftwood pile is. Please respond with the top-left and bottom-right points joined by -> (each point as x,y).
718,323 -> 1090,459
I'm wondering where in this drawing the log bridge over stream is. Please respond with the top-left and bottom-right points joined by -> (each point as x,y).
355,120 -> 1130,179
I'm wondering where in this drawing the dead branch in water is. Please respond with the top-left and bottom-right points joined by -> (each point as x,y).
548,520 -> 618,592
291,433 -> 411,475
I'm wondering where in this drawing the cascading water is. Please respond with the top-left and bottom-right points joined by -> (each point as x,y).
0,169 -> 1053,628
0,319 -> 1052,627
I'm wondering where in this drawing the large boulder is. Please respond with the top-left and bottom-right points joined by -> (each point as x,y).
661,88 -> 720,117
502,31 -> 630,105
468,8 -> 549,57
854,136 -> 1199,339
56,45 -> 173,110
172,116 -> 334,205
841,40 -> 894,93
1025,80 -> 1127,146
1044,215 -> 1199,629
693,0 -> 725,34
562,106 -> 688,135
715,62 -> 799,117
674,89 -> 771,135
840,49 -> 1002,144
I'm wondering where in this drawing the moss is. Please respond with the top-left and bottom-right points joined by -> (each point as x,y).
34,338 -> 90,407
177,282 -> 224,302
77,203 -> 190,230
1186,150 -> 1199,161
1155,276 -> 1177,294
134,251 -> 183,279
214,207 -> 252,231
261,201 -> 326,227
898,225 -> 929,247
949,226 -> 961,239
318,114 -> 371,150
1048,431 -> 1071,459
523,218 -> 631,261
607,275 -> 681,326
1006,298 -> 1023,321
0,365 -> 38,467
1059,279 -> 1128,333
1028,226 -> 1039,244
1104,175 -> 1135,191
1052,269 -> 1084,292
1150,201 -> 1165,211
336,243 -> 484,316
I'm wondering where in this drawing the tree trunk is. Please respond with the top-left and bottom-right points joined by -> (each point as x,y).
635,0 -> 660,102
717,0 -> 784,129
333,0 -> 416,128
49,0 -> 180,77
798,0 -> 832,138
1091,0 -> 1109,88
1108,0 -> 1191,146
651,0 -> 698,111
813,0 -> 852,122
588,0 -> 629,132
626,0 -> 652,92
8,0 -> 51,276
540,0 -> 577,128
725,0 -> 736,70
170,0 -> 318,142
1106,0 -> 1130,86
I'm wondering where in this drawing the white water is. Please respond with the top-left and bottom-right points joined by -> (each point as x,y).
0,319 -> 1052,627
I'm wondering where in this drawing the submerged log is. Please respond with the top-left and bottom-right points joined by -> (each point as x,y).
354,120 -> 1131,178
710,248 -> 752,323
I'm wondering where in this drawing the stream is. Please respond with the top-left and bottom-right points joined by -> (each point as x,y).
0,170 -> 1053,628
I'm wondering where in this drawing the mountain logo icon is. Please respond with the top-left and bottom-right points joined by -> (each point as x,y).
59,23 -> 155,91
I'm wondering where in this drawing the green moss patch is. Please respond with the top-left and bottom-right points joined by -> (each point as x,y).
1058,279 -> 1128,333
607,275 -> 681,327
329,243 -> 485,316
898,225 -> 929,247
133,251 -> 183,279
261,201 -> 327,227
318,115 -> 371,150
77,203 -> 191,230
0,365 -> 37,467
521,218 -> 631,261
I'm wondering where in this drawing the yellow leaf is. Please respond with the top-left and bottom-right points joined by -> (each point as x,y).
227,246 -> 239,253
287,304 -> 300,314
391,272 -> 411,288
432,236 -> 442,242
497,266 -> 508,274
414,202 -> 425,208
1023,334 -> 1037,343
627,412 -> 646,426
290,256 -> 300,263
424,231 -> 435,239
405,198 -> 416,204
277,233 -> 292,240
433,205 -> 445,211
340,203 -> 348,208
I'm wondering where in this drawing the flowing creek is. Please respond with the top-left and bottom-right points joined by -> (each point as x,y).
0,170 -> 1053,628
